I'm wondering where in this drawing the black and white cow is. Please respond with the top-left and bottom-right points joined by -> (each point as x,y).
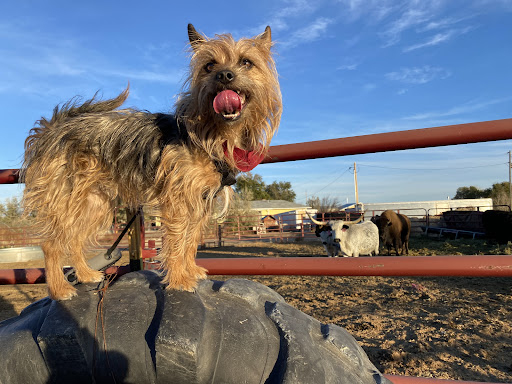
314,222 -> 340,257
310,215 -> 379,257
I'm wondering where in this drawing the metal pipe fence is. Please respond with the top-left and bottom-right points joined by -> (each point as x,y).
262,118 -> 512,163
2,254 -> 511,283
0,205 -> 497,248
1,118 -> 512,384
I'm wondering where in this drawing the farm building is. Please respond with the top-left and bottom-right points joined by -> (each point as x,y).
261,215 -> 278,227
361,198 -> 493,219
249,200 -> 313,217
249,200 -> 316,231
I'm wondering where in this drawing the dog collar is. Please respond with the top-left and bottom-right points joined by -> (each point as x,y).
222,142 -> 265,172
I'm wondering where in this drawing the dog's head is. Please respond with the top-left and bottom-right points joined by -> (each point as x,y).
176,24 -> 282,172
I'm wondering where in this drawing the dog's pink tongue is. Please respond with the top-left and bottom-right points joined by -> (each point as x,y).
213,90 -> 241,114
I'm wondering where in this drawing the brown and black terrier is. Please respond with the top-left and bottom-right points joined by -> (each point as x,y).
21,24 -> 282,300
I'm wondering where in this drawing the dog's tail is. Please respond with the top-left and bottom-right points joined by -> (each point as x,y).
21,86 -> 131,182
41,85 -> 130,128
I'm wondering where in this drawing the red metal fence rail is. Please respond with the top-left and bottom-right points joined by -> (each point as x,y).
2,255 -> 512,285
3,119 -> 512,183
0,169 -> 18,184
263,118 -> 512,163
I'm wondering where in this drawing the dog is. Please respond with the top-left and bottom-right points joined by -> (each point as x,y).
21,24 -> 282,300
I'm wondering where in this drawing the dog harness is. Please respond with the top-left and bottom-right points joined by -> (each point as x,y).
213,159 -> 237,188
155,113 -> 237,188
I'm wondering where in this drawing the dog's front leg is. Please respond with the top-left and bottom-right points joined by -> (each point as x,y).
42,240 -> 79,300
158,201 -> 209,291
155,146 -> 224,291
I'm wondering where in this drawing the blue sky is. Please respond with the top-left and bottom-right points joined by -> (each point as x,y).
1,0 -> 511,206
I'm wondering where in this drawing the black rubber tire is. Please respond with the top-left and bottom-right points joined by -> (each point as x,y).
0,271 -> 393,384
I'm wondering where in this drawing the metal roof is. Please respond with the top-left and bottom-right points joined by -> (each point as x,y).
249,200 -> 311,210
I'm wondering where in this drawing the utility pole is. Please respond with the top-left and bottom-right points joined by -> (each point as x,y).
353,162 -> 359,211
509,151 -> 511,211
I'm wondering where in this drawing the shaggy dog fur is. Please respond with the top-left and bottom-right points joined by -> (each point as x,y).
21,24 -> 281,300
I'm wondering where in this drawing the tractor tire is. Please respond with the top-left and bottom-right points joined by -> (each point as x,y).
0,271 -> 393,384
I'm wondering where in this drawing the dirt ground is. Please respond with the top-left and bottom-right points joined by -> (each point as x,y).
1,237 -> 511,383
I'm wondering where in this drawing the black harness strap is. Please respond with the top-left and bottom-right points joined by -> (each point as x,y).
65,210 -> 140,285
214,160 -> 237,188
105,209 -> 139,258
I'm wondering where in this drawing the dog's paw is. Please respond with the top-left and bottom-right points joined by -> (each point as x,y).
166,280 -> 198,292
164,275 -> 199,292
190,265 -> 208,281
77,269 -> 105,284
50,285 -> 78,301
162,263 -> 209,292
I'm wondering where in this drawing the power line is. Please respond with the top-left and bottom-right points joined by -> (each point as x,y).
308,167 -> 351,197
297,162 -> 505,202
295,153 -> 511,204
356,162 -> 507,171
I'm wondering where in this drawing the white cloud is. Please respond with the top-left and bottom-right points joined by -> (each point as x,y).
419,16 -> 471,31
385,65 -> 451,84
282,17 -> 334,48
381,5 -> 436,47
336,0 -> 398,22
403,98 -> 511,121
256,0 -> 318,35
98,68 -> 183,84
337,62 -> 359,70
0,22 -> 184,98
403,31 -> 454,51
403,26 -> 473,51
334,0 -> 511,50
276,0 -> 316,18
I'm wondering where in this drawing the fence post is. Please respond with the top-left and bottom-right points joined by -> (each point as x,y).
200,233 -> 205,249
218,224 -> 222,247
127,207 -> 143,271
237,216 -> 241,241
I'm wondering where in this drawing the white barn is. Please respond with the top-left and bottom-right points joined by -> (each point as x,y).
362,198 -> 493,219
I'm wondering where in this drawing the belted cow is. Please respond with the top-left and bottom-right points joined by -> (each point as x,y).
373,210 -> 411,255
309,214 -> 379,257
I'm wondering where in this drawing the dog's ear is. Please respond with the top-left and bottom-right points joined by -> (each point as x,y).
256,26 -> 272,44
188,24 -> 206,50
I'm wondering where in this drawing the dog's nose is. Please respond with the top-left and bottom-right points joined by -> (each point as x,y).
216,70 -> 235,84
333,238 -> 340,243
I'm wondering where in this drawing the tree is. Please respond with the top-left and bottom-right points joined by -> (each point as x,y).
234,173 -> 296,202
453,186 -> 489,199
0,197 -> 32,226
453,182 -> 511,210
489,182 -> 511,209
234,173 -> 270,200
306,196 -> 340,212
265,181 -> 296,202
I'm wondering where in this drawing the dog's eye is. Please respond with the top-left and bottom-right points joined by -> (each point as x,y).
241,58 -> 253,69
204,62 -> 215,73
